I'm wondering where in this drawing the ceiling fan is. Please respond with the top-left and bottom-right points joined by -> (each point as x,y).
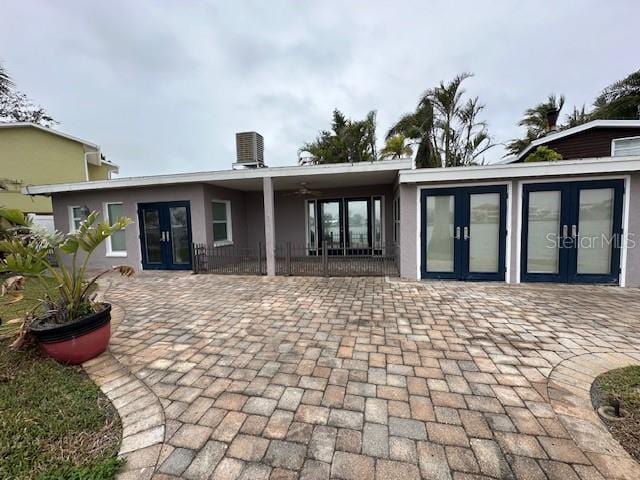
282,182 -> 323,197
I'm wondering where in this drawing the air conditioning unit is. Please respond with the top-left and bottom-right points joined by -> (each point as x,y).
234,132 -> 265,169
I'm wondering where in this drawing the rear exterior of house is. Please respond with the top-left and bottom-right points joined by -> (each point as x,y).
23,124 -> 640,288
0,123 -> 118,215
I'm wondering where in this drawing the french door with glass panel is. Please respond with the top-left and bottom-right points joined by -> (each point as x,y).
521,180 -> 623,284
314,197 -> 381,255
138,201 -> 193,270
421,186 -> 507,281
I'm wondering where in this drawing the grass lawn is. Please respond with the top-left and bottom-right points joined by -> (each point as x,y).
592,366 -> 640,461
0,275 -> 123,479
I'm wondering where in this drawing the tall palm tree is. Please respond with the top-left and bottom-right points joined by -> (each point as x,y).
380,134 -> 413,159
506,94 -> 565,155
388,73 -> 493,168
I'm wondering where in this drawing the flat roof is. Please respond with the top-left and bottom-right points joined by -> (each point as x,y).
399,156 -> 640,183
23,158 -> 412,195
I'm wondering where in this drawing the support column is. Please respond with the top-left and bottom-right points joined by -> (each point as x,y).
263,176 -> 276,276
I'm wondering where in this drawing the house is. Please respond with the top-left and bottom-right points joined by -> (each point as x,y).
0,122 -> 118,228
23,127 -> 640,287
507,119 -> 640,163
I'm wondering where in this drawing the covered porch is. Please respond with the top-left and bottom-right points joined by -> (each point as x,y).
191,161 -> 404,276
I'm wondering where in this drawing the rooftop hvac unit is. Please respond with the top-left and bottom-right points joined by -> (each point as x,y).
234,132 -> 265,169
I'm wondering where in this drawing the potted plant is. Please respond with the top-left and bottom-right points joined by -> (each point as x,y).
0,210 -> 133,364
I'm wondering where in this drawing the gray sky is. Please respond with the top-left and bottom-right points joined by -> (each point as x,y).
1,0 -> 638,176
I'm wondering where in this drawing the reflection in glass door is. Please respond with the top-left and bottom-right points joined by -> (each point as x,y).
346,199 -> 370,253
138,202 -> 193,270
521,180 -> 623,284
319,200 -> 342,254
421,186 -> 507,281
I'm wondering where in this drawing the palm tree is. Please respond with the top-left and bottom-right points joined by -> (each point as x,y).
388,73 -> 493,168
380,134 -> 413,159
565,105 -> 591,128
506,94 -> 565,155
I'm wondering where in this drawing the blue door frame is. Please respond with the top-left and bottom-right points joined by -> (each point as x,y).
420,185 -> 507,281
138,201 -> 193,270
521,179 -> 624,284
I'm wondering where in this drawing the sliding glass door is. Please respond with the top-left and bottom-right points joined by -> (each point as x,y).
421,186 -> 507,281
521,180 -> 623,284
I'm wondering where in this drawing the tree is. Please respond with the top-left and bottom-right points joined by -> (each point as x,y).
524,146 -> 562,163
591,69 -> 640,120
300,109 -> 377,165
565,105 -> 590,128
388,73 -> 493,168
0,62 -> 56,126
506,94 -> 565,156
380,134 -> 413,159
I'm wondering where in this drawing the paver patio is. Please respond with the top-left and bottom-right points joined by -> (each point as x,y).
87,273 -> 640,479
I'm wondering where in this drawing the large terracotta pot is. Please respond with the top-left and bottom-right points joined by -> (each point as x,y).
29,303 -> 111,365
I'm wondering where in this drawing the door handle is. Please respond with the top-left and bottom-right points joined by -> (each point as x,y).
463,226 -> 470,241
454,226 -> 461,240
562,224 -> 568,238
571,225 -> 577,238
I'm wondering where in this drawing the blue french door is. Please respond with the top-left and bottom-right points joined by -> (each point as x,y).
421,185 -> 507,281
138,201 -> 193,270
521,180 -> 624,284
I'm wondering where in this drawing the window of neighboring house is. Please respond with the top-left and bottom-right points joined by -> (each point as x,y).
68,206 -> 88,232
105,202 -> 127,256
612,136 -> 640,157
212,200 -> 232,245
393,196 -> 400,244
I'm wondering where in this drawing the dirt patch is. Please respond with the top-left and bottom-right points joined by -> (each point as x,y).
591,366 -> 640,461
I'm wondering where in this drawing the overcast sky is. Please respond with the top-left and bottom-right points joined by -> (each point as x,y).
1,1 -> 638,176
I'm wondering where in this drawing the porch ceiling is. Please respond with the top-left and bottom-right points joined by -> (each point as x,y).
206,169 -> 399,191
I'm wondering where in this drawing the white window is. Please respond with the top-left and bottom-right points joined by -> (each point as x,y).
68,206 -> 87,232
105,202 -> 127,256
212,200 -> 232,245
612,136 -> 640,157
393,196 -> 400,244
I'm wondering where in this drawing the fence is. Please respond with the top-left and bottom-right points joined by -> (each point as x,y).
193,242 -> 399,277
193,243 -> 266,275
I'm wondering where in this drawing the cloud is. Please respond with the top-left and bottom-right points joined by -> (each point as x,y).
1,0 -> 637,175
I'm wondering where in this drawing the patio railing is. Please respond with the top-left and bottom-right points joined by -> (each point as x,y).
193,243 -> 266,275
193,241 -> 399,277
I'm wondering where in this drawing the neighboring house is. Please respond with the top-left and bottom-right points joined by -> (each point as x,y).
0,123 -> 118,221
507,119 -> 640,163
23,125 -> 640,288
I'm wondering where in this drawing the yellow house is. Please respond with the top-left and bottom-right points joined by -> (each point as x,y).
0,122 -> 119,215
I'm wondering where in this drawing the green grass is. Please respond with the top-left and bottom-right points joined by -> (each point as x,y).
0,275 -> 123,479
0,274 -> 57,321
596,365 -> 640,411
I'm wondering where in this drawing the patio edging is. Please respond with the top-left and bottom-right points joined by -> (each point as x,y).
547,351 -> 640,480
82,301 -> 166,480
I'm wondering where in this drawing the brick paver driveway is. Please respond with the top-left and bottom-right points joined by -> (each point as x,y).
97,273 -> 640,480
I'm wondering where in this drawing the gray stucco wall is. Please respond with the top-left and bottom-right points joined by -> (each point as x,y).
51,184 -> 209,271
508,179 -> 520,283
399,183 -> 418,280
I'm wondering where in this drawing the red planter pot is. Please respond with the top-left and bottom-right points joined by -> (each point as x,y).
29,304 -> 112,365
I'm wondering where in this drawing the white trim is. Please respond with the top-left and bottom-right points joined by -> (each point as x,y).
103,202 -> 127,257
620,175 -> 631,287
515,120 -> 640,160
612,136 -> 640,157
400,156 -> 640,184
0,122 -> 100,149
211,199 -> 233,246
23,159 -> 413,195
505,181 -> 513,284
415,181 -> 512,283
68,205 -> 83,233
